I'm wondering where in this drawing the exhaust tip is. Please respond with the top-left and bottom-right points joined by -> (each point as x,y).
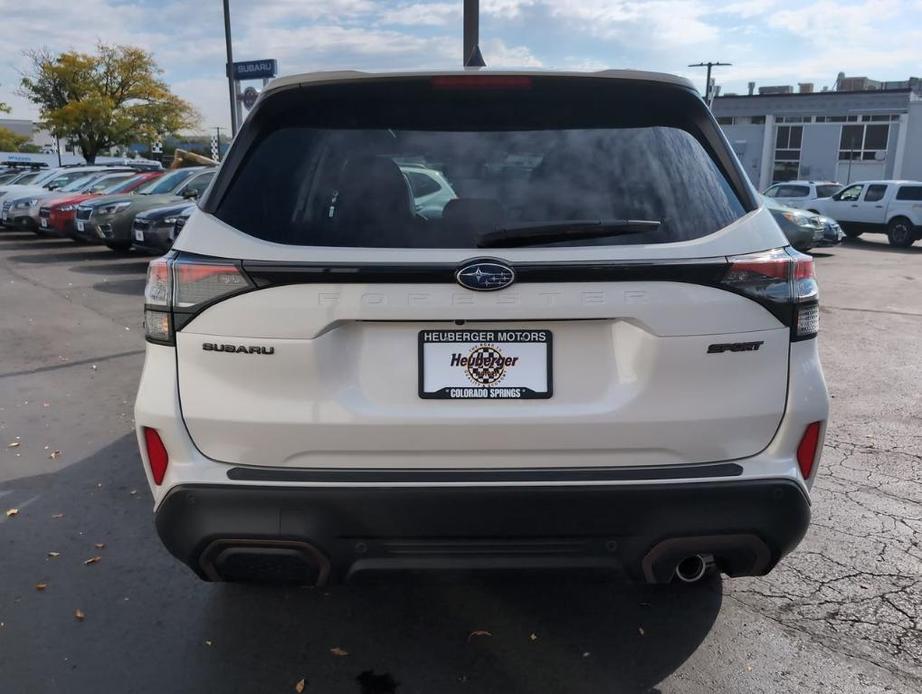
675,554 -> 713,583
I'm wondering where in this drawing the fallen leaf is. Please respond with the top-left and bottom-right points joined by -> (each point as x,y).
205,640 -> 213,647
638,627 -> 645,636
74,608 -> 85,621
47,552 -> 60,558
48,450 -> 61,459
529,633 -> 538,641
83,555 -> 102,566
51,513 -> 64,519
5,508 -> 18,518
129,490 -> 138,496
295,679 -> 306,693
467,630 -> 493,641
582,652 -> 591,658
35,583 -> 48,591
94,543 -> 105,550
7,441 -> 20,448
329,647 -> 349,657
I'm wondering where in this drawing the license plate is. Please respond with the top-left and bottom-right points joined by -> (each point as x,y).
40,218 -> 48,228
76,220 -> 85,232
134,228 -> 144,242
419,329 -> 552,399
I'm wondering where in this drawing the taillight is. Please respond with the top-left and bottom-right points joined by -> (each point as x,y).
143,256 -> 251,344
722,248 -> 818,340
796,421 -> 823,479
143,427 -> 169,485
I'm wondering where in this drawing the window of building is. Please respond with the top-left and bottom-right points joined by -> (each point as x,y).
864,184 -> 887,202
751,115 -> 766,124
772,125 -> 802,182
838,123 -> 889,161
716,116 -> 735,125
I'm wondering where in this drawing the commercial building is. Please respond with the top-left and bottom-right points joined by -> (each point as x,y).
712,74 -> 922,190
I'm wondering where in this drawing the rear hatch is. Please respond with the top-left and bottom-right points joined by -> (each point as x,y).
166,73 -> 799,470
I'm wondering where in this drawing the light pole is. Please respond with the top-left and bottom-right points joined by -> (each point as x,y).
463,0 -> 485,67
688,61 -> 732,104
223,0 -> 238,136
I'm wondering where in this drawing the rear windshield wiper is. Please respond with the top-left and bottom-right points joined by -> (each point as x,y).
475,219 -> 661,248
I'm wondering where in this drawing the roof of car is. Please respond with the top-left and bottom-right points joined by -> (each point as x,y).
771,180 -> 840,186
845,180 -> 922,186
263,69 -> 696,96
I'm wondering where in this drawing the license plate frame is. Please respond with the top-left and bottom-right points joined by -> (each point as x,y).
418,329 -> 553,400
40,218 -> 48,228
134,228 -> 145,242
76,220 -> 85,232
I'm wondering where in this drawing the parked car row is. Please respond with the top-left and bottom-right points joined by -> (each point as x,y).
0,161 -> 213,254
762,178 -> 922,248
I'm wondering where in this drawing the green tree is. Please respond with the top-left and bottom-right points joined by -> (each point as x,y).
19,44 -> 199,163
0,126 -> 30,151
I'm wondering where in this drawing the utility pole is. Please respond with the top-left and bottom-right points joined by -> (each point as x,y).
223,0 -> 238,136
688,61 -> 732,104
463,0 -> 485,67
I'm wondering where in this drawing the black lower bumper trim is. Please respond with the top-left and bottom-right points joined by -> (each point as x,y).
226,462 -> 743,483
155,479 -> 810,585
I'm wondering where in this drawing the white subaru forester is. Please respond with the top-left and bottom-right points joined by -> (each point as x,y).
136,70 -> 828,586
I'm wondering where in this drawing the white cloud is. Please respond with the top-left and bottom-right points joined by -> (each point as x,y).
481,40 -> 543,67
380,3 -> 460,26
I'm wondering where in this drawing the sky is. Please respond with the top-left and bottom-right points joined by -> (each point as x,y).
0,0 -> 920,133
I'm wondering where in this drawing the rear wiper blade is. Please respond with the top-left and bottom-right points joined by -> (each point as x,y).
475,219 -> 660,248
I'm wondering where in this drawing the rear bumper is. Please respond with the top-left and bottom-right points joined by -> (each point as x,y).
155,478 -> 810,585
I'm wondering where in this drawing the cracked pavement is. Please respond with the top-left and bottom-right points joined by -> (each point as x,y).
0,231 -> 920,693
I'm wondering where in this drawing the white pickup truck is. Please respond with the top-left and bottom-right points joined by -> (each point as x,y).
813,180 -> 922,247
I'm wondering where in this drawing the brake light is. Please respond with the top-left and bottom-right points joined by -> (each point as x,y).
143,427 -> 169,485
431,75 -> 532,90
796,421 -> 823,479
143,256 -> 251,344
722,248 -> 818,340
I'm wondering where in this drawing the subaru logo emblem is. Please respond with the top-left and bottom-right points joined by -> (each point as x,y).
456,261 -> 515,291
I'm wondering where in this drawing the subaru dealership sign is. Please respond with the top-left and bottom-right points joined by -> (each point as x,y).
231,59 -> 278,81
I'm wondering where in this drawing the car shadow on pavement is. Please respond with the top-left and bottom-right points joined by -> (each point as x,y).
92,278 -> 147,295
72,261 -> 151,275
0,239 -> 77,251
0,434 -> 722,694
7,250 -> 116,264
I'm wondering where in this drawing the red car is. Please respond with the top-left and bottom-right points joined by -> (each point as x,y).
40,171 -> 163,239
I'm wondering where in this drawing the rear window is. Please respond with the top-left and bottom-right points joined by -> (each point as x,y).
896,185 -> 922,201
213,78 -> 747,248
137,169 -> 197,195
777,185 -> 810,197
815,185 -> 841,198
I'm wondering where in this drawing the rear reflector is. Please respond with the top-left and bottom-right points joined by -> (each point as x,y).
143,427 -> 169,485
796,421 -> 822,479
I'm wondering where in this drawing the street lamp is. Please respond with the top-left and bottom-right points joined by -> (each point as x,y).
223,0 -> 237,136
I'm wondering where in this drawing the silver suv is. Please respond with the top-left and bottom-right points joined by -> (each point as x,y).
136,70 -> 828,586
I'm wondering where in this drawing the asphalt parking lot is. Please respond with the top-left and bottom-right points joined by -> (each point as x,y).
0,231 -> 920,694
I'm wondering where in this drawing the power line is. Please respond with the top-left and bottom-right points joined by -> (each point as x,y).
688,61 -> 732,103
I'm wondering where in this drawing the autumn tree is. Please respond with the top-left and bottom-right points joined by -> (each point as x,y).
19,44 -> 199,163
0,127 -> 31,152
